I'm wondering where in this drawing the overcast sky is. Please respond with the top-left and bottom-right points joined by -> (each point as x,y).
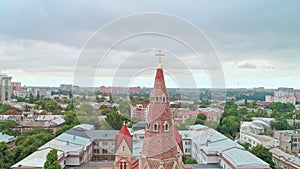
0,0 -> 299,88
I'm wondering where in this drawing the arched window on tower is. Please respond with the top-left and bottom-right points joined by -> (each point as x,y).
162,94 -> 166,103
156,96 -> 159,102
164,121 -> 169,132
119,161 -> 127,169
154,121 -> 159,132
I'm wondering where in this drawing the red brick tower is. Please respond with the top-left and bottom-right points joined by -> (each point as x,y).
140,50 -> 184,169
114,123 -> 133,169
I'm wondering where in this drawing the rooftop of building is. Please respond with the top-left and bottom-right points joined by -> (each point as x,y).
270,147 -> 300,167
222,147 -> 270,168
0,132 -> 15,143
39,139 -> 83,153
55,133 -> 92,147
11,147 -> 64,168
183,164 -> 222,169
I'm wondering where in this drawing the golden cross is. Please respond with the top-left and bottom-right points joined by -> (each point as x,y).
155,50 -> 164,63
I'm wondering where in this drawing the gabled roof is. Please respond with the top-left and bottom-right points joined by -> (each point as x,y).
116,124 -> 132,149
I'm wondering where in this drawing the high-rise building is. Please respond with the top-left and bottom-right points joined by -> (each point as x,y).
0,73 -> 12,102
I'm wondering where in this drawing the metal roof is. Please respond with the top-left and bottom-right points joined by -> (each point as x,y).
222,147 -> 270,167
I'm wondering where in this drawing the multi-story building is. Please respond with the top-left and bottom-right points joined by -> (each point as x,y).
128,86 -> 141,94
130,102 -> 149,121
265,91 -> 296,105
11,82 -> 21,91
60,84 -> 73,91
270,147 -> 300,169
181,107 -> 222,123
240,131 -> 279,148
0,73 -> 12,102
274,130 -> 300,154
12,124 -> 94,169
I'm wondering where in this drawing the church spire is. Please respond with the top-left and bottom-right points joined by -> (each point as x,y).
140,50 -> 184,169
155,49 -> 164,69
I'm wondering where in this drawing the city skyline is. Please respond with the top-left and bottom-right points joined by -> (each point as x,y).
0,1 -> 300,88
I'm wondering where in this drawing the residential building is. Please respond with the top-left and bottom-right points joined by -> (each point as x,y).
130,102 -> 149,121
274,130 -> 300,154
181,125 -> 271,169
240,131 -> 279,148
265,91 -> 296,105
0,132 -> 16,150
0,73 -> 12,102
128,86 -> 140,94
11,82 -> 21,91
220,147 -> 270,169
14,115 -> 65,134
60,84 -> 73,91
100,86 -> 121,94
270,147 -> 300,169
181,108 -> 222,123
66,128 -> 118,161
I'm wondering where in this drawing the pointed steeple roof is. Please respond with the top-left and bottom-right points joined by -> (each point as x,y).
141,50 -> 179,161
116,123 -> 132,149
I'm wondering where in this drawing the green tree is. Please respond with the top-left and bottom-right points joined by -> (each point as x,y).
184,157 -> 197,164
204,120 -> 219,129
0,142 -> 14,169
195,113 -> 207,125
79,102 -> 93,114
44,149 -> 62,169
0,104 -> 11,114
14,128 -> 54,162
241,142 -> 251,151
64,111 -> 80,126
45,100 -> 60,112
270,119 -> 293,130
199,99 -> 211,108
250,144 -> 275,169
218,116 -> 240,139
65,103 -> 74,111
105,111 -> 125,130
176,118 -> 196,130
28,93 -> 35,104
118,100 -> 131,115
78,116 -> 100,129
0,120 -> 17,130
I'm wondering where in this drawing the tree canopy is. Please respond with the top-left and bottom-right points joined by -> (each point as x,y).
44,149 -> 62,169
250,144 -> 275,169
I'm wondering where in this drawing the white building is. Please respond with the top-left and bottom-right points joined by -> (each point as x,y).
240,131 -> 279,148
180,125 -> 271,169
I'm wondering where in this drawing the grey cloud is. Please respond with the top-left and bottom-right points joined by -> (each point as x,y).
237,63 -> 257,69
263,64 -> 275,69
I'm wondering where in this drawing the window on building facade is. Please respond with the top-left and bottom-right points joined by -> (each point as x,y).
154,122 -> 158,132
164,121 -> 169,132
120,161 -> 127,169
102,141 -> 108,146
102,149 -> 108,154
